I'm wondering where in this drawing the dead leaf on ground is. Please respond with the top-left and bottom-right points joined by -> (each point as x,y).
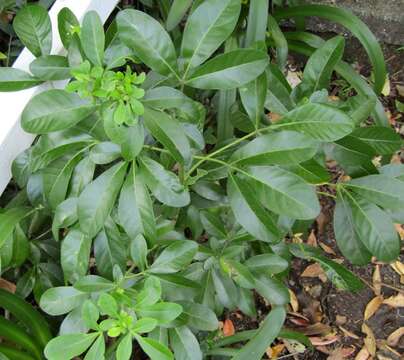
301,322 -> 332,336
319,242 -> 336,255
354,346 -> 370,360
390,261 -> 404,276
223,319 -> 235,337
327,346 -> 356,359
301,263 -> 327,282
335,315 -> 347,325
383,293 -> 404,308
373,265 -> 382,296
364,295 -> 384,320
396,84 -> 404,97
310,335 -> 339,346
362,323 -> 376,356
386,327 -> 404,347
339,326 -> 360,340
316,212 -> 328,235
266,344 -> 285,359
307,229 -> 317,247
288,289 -> 299,312
394,224 -> 404,240
0,278 -> 16,293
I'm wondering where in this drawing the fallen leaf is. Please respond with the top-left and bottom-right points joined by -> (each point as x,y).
335,315 -> 347,326
327,346 -> 356,359
266,343 -> 285,359
339,326 -> 360,340
396,84 -> 404,97
390,261 -> 404,276
301,323 -> 332,336
381,76 -> 391,96
372,265 -> 382,296
354,346 -> 370,360
310,335 -> 339,346
394,224 -> 404,240
364,295 -> 384,320
386,326 -> 404,347
301,263 -> 327,282
362,323 -> 376,356
383,293 -> 404,308
307,229 -> 317,247
288,289 -> 299,312
319,242 -> 336,255
0,278 -> 16,293
223,319 -> 235,337
316,212 -> 328,235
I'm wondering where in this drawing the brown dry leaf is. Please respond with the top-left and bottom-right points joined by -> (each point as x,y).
310,335 -> 339,346
301,263 -> 327,282
268,112 -> 283,123
396,84 -> 404,97
288,289 -> 299,312
335,315 -> 347,326
339,326 -> 360,340
307,229 -> 317,247
223,319 -> 235,337
319,242 -> 336,255
383,293 -> 404,308
327,346 -> 356,359
354,346 -> 370,360
0,278 -> 16,293
266,344 -> 285,359
301,323 -> 332,336
390,261 -> 404,276
362,323 -> 376,356
386,327 -> 404,347
364,295 -> 384,320
316,212 -> 328,235
394,224 -> 404,240
372,265 -> 382,296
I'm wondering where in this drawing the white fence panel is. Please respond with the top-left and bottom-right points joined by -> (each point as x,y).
0,0 -> 119,195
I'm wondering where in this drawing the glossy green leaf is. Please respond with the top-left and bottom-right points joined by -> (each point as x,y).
139,157 -> 190,208
299,36 -> 344,95
81,11 -> 105,66
13,4 -> 52,57
334,190 -> 372,265
228,173 -> 280,243
231,131 -> 318,166
137,302 -> 182,324
351,127 -> 402,155
78,162 -> 127,238
254,275 -> 290,305
143,107 -> 191,164
242,166 -> 320,220
21,89 -> 95,134
135,335 -> 173,360
166,0 -> 193,31
275,5 -> 387,94
181,0 -> 241,70
245,0 -> 269,47
130,234 -> 148,271
117,9 -> 179,77
176,301 -> 219,331
61,228 -> 91,283
0,207 -> 31,248
118,166 -> 157,244
57,7 -> 79,48
239,71 -> 267,128
169,326 -> 202,360
40,286 -> 87,316
185,49 -> 268,90
30,55 -> 71,80
336,192 -> 400,262
284,158 -> 330,185
44,333 -> 99,360
74,275 -> 115,293
83,335 -> 105,360
150,240 -> 198,274
231,307 -> 286,360
245,254 -> 289,275
116,333 -> 132,360
0,68 -> 41,91
89,142 -> 121,165
267,14 -> 287,69
276,102 -> 354,142
346,175 -> 404,212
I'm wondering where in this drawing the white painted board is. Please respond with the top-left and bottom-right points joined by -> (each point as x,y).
0,0 -> 119,195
